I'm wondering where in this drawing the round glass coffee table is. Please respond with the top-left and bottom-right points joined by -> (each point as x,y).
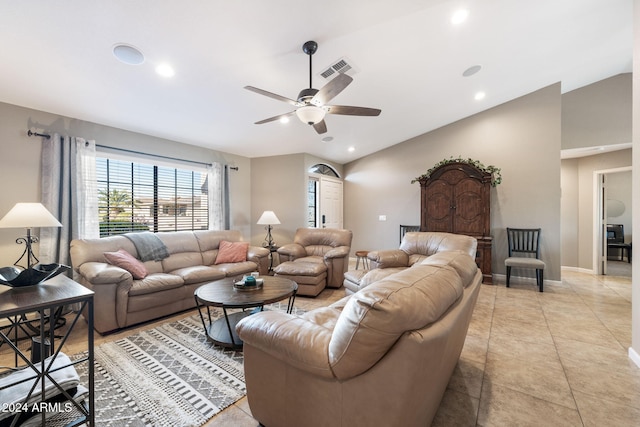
194,276 -> 297,349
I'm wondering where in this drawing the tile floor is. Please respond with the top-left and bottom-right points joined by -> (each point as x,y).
2,268 -> 636,426
206,268 -> 639,427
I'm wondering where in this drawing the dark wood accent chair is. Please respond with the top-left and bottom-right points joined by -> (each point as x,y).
399,225 -> 420,244
505,228 -> 545,292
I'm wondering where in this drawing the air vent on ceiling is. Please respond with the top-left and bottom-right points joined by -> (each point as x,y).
319,57 -> 358,80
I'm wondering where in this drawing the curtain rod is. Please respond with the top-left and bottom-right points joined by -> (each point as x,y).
95,144 -> 214,167
27,129 -> 238,170
27,130 -> 50,139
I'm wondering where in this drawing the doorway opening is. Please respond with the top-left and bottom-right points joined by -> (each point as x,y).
594,167 -> 632,277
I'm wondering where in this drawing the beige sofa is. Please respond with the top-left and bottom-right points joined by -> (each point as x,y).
237,233 -> 481,427
70,230 -> 269,333
344,231 -> 478,294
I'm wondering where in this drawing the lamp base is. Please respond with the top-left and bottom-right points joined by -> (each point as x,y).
14,229 -> 39,270
262,225 -> 276,248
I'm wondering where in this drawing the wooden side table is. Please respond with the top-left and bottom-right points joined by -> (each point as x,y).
355,250 -> 369,270
0,275 -> 95,426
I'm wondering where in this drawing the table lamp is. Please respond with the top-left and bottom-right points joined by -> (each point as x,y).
0,202 -> 62,269
257,210 -> 280,248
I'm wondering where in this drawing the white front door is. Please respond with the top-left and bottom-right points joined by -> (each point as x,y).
320,177 -> 343,229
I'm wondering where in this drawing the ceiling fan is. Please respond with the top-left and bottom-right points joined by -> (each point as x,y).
245,41 -> 381,134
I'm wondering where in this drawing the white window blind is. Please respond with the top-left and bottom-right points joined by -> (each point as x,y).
97,156 -> 209,236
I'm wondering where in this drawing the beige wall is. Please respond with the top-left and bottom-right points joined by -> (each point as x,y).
561,158 -> 579,267
562,73 -> 632,150
0,101 -> 251,266
344,84 -> 562,280
560,149 -> 632,270
249,153 -> 343,248
559,72 -> 632,272
250,154 -> 306,247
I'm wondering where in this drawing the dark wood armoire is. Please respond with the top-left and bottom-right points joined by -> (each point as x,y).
418,162 -> 492,283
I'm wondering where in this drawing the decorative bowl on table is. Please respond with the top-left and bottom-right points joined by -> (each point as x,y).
233,277 -> 264,291
0,263 -> 70,287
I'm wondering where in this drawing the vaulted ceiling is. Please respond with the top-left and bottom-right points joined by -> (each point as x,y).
0,0 -> 632,163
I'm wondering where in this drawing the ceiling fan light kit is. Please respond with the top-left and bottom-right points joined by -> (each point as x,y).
245,40 -> 381,135
296,105 -> 326,125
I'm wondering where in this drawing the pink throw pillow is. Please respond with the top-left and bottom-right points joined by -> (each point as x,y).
104,249 -> 148,279
214,240 -> 249,264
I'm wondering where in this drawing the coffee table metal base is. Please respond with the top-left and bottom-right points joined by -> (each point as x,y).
205,310 -> 253,349
194,277 -> 298,350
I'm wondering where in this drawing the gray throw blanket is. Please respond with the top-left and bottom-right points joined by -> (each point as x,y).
124,232 -> 170,262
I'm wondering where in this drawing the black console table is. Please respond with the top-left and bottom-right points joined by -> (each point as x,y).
0,275 -> 94,426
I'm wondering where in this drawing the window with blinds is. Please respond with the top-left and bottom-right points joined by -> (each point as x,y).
97,157 -> 209,236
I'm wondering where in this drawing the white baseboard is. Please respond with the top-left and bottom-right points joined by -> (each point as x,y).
491,273 -> 561,287
561,265 -> 595,275
629,347 -> 640,368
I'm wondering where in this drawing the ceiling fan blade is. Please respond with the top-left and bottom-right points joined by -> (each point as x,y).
244,86 -> 300,106
312,73 -> 353,105
255,111 -> 296,124
326,105 -> 382,116
313,120 -> 328,134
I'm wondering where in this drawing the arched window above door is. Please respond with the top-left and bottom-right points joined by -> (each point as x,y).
309,163 -> 339,178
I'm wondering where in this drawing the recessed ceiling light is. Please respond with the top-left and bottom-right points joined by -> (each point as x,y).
462,65 -> 482,77
280,117 -> 290,124
451,9 -> 469,25
155,63 -> 175,78
113,44 -> 145,65
348,146 -> 355,152
474,91 -> 486,101
322,136 -> 334,143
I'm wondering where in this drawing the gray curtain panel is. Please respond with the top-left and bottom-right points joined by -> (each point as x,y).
40,134 -> 98,267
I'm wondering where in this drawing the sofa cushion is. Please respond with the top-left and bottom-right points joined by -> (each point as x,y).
128,273 -> 184,296
215,240 -> 249,264
328,264 -> 463,379
103,249 -> 148,279
359,267 -> 406,288
214,261 -> 259,277
169,266 -> 226,285
293,228 -> 353,255
157,231 -> 204,272
274,260 -> 327,276
420,251 -> 479,288
400,232 -> 478,260
302,306 -> 342,331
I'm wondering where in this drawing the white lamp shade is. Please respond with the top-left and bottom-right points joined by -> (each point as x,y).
0,203 -> 62,229
257,210 -> 281,225
296,105 -> 326,125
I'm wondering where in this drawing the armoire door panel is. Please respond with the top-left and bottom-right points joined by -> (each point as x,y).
454,178 -> 485,235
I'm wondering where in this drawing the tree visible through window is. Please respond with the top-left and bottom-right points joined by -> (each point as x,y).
97,157 -> 209,236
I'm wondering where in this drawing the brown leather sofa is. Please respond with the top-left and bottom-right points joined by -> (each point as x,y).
237,235 -> 481,427
344,231 -> 478,294
70,230 -> 269,333
273,228 -> 352,296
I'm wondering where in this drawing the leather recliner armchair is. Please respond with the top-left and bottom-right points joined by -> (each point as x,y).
274,228 -> 352,296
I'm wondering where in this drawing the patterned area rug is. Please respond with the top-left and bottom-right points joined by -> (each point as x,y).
50,304 -> 301,427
